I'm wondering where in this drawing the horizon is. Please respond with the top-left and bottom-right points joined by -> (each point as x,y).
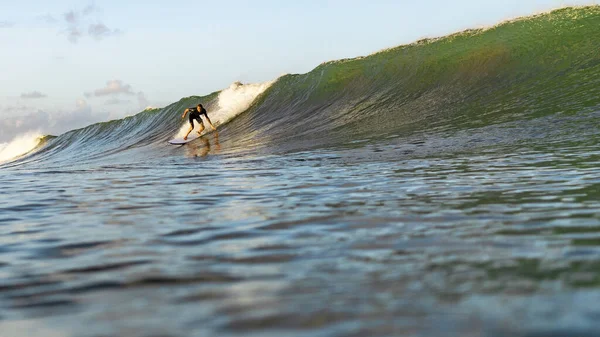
1,0 -> 598,143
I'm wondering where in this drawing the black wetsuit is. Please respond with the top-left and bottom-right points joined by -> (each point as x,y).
188,107 -> 207,127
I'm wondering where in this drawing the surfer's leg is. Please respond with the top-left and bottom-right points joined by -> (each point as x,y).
197,118 -> 205,135
183,126 -> 194,140
184,120 -> 194,140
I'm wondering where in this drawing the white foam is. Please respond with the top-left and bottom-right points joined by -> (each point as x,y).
0,131 -> 44,164
175,81 -> 274,138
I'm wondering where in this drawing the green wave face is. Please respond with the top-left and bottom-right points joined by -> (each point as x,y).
226,6 -> 600,147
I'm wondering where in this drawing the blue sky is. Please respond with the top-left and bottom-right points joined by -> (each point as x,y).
0,0 -> 598,141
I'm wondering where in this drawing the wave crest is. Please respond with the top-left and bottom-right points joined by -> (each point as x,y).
174,80 -> 274,138
0,131 -> 44,164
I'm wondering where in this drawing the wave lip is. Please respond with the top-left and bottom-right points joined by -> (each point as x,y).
0,131 -> 45,164
173,81 -> 274,139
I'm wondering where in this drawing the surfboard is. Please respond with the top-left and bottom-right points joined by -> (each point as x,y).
168,128 -> 219,145
168,123 -> 219,145
168,133 -> 201,145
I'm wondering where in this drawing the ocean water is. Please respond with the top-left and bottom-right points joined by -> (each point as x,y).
2,6 -> 600,337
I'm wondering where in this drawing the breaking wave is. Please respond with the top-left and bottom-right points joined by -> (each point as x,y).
3,6 -> 600,167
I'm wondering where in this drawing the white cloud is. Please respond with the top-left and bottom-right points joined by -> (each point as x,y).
64,10 -> 82,43
0,21 -> 14,28
64,10 -> 78,24
52,5 -> 122,43
21,91 -> 47,99
137,92 -> 149,108
76,98 -> 88,109
66,27 -> 83,43
88,23 -> 121,40
86,81 -> 153,109
93,80 -> 135,96
82,4 -> 98,16
0,100 -> 109,142
39,14 -> 57,24
105,98 -> 131,105
2,105 -> 34,113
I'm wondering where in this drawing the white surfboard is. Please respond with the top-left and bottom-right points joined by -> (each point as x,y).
168,127 -> 218,145
168,133 -> 201,145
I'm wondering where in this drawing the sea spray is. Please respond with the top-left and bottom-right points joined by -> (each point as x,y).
174,81 -> 274,138
0,131 -> 43,163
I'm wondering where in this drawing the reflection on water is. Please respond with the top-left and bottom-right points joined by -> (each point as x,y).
184,132 -> 221,158
1,114 -> 600,337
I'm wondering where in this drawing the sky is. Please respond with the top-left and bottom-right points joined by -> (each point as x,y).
0,0 -> 598,142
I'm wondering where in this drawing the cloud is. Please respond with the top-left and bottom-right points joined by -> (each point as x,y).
20,91 -> 47,99
137,92 -> 149,108
67,28 -> 83,43
0,100 -> 110,142
0,21 -> 15,28
86,81 -> 152,109
88,23 -> 121,40
54,5 -> 122,43
2,105 -> 34,113
39,14 -> 57,24
64,10 -> 78,24
82,4 -> 98,16
105,98 -> 131,105
92,80 -> 135,96
63,10 -> 83,43
76,99 -> 88,109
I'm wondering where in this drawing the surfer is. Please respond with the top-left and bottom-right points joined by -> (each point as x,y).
181,104 -> 216,140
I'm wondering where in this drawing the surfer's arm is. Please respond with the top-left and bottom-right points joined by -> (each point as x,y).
181,108 -> 189,120
205,115 -> 217,130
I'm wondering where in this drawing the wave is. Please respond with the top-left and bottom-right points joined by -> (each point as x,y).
218,5 -> 600,151
3,6 -> 600,167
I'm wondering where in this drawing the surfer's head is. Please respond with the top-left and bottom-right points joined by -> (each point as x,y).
197,104 -> 203,109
